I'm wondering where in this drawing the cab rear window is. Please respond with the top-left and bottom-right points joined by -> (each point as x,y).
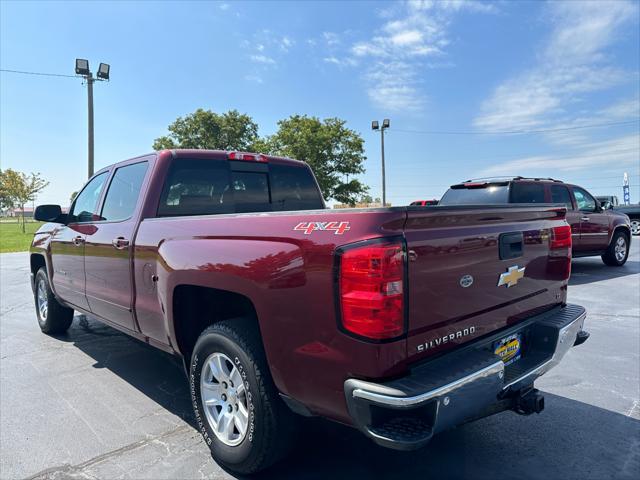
439,184 -> 509,205
157,159 -> 323,217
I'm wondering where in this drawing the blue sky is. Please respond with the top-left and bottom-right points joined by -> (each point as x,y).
1,0 -> 639,206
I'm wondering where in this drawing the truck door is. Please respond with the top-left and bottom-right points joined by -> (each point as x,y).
83,161 -> 149,331
49,172 -> 109,311
571,186 -> 610,252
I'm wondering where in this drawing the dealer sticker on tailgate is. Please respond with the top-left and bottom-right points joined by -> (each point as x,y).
494,333 -> 522,366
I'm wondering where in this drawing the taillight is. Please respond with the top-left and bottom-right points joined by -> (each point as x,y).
551,225 -> 572,249
337,239 -> 406,340
549,224 -> 572,280
228,151 -> 268,162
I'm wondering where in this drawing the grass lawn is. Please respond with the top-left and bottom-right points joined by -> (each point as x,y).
0,221 -> 43,253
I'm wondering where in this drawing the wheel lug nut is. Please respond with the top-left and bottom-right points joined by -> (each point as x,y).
222,382 -> 227,389
221,394 -> 227,401
229,380 -> 234,387
227,405 -> 233,413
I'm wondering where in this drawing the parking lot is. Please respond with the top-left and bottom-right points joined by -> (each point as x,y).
1,245 -> 638,480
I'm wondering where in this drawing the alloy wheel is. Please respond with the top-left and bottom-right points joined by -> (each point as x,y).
200,352 -> 249,446
37,279 -> 48,320
614,236 -> 627,262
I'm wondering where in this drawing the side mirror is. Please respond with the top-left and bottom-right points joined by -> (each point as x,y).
34,204 -> 63,222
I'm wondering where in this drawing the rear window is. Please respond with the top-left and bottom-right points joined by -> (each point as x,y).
439,184 -> 509,205
157,159 -> 323,217
510,183 -> 545,203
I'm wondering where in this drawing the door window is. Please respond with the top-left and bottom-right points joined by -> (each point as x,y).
550,185 -> 573,210
573,187 -> 596,212
101,162 -> 148,221
69,172 -> 108,222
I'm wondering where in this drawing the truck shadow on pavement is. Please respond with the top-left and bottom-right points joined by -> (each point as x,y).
58,315 -> 639,480
569,259 -> 639,286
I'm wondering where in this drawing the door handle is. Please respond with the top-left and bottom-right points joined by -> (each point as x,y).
72,236 -> 84,246
112,237 -> 130,250
581,216 -> 590,221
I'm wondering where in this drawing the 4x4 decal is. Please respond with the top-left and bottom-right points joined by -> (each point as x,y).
294,221 -> 351,235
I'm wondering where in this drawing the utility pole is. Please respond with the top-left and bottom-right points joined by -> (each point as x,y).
372,119 -> 390,206
87,75 -> 95,178
75,59 -> 110,178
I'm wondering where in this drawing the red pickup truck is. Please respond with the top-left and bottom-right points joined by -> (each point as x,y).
31,150 -> 588,474
440,177 -> 632,266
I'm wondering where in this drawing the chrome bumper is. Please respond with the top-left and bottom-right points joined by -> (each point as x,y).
344,304 -> 587,450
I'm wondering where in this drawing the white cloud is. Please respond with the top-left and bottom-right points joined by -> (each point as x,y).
244,74 -> 263,84
337,0 -> 496,111
218,3 -> 229,11
250,54 -> 276,65
323,32 -> 340,46
280,36 -> 294,51
478,133 -> 640,176
364,61 -> 423,111
474,1 -> 637,131
323,56 -> 358,67
390,30 -> 424,46
602,96 -> 640,119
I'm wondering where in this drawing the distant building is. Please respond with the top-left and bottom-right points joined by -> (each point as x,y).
6,207 -> 34,218
333,202 -> 386,209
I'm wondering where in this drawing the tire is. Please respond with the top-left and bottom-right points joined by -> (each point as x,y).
631,219 -> 640,236
189,318 -> 297,475
601,231 -> 630,266
34,267 -> 74,334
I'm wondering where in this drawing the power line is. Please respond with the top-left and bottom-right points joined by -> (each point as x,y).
391,120 -> 639,136
0,68 -> 79,78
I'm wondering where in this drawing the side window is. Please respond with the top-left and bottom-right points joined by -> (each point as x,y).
158,159 -> 234,216
511,183 -> 545,203
550,185 -> 573,210
573,187 -> 596,212
100,162 -> 148,221
69,172 -> 108,222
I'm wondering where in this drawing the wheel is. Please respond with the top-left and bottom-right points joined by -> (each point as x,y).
34,267 -> 73,334
601,231 -> 630,266
189,318 -> 297,474
631,219 -> 640,236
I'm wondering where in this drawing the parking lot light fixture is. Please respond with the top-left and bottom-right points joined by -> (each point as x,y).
372,119 -> 390,206
97,63 -> 110,80
75,58 -> 90,76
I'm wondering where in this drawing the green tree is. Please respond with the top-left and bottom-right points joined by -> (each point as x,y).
0,169 -> 49,232
70,191 -> 78,204
153,109 -> 259,151
264,115 -> 368,204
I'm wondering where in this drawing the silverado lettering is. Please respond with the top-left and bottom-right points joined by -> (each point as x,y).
417,326 -> 477,352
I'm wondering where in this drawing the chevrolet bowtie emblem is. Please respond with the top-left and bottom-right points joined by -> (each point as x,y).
497,265 -> 526,288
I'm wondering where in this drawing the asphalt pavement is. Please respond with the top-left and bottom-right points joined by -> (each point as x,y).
1,243 -> 638,479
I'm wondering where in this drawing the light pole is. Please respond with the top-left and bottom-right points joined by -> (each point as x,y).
75,59 -> 110,178
371,119 -> 390,206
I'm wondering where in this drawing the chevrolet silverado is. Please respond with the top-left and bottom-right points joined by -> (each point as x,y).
31,150 -> 589,474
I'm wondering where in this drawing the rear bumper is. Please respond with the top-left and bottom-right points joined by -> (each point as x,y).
344,304 -> 587,450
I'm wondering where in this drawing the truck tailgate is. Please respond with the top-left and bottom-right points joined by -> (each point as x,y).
404,205 -> 570,360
